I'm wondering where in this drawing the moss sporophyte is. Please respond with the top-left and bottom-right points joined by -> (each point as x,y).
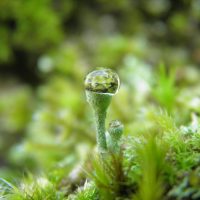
84,69 -> 123,154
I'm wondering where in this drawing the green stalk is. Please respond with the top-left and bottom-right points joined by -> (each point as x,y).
86,91 -> 112,152
94,109 -> 107,151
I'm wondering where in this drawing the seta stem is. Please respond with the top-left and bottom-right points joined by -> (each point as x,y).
86,91 -> 111,153
94,109 -> 107,152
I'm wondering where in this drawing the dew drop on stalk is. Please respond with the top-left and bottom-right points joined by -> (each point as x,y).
84,69 -> 120,95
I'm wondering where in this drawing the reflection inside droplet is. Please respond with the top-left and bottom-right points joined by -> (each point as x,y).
84,69 -> 120,95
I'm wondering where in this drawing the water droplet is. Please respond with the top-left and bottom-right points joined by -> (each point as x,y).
84,69 -> 120,95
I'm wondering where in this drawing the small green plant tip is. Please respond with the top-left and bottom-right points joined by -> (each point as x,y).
108,120 -> 124,140
108,120 -> 124,153
84,69 -> 120,95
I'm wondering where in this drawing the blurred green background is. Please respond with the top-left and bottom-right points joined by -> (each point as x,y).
0,0 -> 200,185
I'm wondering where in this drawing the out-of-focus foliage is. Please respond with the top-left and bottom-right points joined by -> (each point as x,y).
0,0 -> 73,63
0,0 -> 200,199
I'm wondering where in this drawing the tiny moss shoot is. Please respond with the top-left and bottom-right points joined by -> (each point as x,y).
108,120 -> 124,153
84,69 -> 120,153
